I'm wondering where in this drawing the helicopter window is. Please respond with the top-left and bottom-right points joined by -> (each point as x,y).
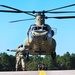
43,27 -> 47,31
38,27 -> 42,30
32,26 -> 37,30
31,26 -> 48,31
32,26 -> 42,30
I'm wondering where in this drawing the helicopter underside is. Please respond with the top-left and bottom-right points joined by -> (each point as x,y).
24,37 -> 56,55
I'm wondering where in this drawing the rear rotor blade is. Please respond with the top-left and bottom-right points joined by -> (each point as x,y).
46,4 -> 75,12
9,18 -> 35,23
46,16 -> 75,19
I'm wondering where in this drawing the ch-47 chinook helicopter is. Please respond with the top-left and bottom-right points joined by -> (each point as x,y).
0,4 -> 75,61
24,12 -> 56,61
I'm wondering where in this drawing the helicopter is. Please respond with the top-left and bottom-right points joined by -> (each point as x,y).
23,12 -> 56,61
0,4 -> 75,61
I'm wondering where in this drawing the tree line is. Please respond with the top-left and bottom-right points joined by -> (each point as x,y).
0,52 -> 75,71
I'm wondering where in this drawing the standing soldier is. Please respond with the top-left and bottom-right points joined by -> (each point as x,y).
7,44 -> 29,71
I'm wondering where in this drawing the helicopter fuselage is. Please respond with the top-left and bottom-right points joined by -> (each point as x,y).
24,25 -> 56,55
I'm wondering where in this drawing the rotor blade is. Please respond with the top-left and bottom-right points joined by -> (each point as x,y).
0,10 -> 35,16
48,11 -> 75,14
0,10 -> 22,13
0,5 -> 35,17
46,4 -> 75,12
9,18 -> 35,23
46,16 -> 75,19
0,5 -> 21,11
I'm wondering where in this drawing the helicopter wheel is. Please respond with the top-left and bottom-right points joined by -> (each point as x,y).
51,51 -> 56,61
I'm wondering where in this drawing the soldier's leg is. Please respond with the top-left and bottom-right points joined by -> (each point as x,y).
16,57 -> 20,71
21,58 -> 26,71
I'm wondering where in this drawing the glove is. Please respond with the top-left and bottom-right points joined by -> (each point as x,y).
7,49 -> 10,51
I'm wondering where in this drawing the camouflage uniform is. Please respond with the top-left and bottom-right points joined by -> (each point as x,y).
15,45 -> 26,71
7,44 -> 27,71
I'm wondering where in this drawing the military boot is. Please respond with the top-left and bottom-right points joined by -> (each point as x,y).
16,68 -> 18,71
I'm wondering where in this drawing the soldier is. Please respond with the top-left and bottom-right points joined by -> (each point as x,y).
7,44 -> 29,71
38,63 -> 48,70
42,64 -> 48,70
15,44 -> 26,71
38,64 -> 42,70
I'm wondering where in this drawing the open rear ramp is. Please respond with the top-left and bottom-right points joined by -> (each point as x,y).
0,70 -> 75,75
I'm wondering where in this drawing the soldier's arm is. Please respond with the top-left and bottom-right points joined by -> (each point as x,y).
7,49 -> 17,52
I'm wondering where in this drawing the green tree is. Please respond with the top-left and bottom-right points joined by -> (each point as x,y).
26,56 -> 38,70
0,52 -> 75,71
0,52 -> 15,71
63,52 -> 71,69
70,53 -> 75,69
57,52 -> 71,70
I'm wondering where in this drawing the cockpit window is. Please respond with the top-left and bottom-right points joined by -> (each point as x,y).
31,26 -> 48,31
43,27 -> 47,31
38,27 -> 41,30
32,26 -> 37,30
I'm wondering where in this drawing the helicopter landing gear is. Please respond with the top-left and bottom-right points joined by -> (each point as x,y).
51,51 -> 56,61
